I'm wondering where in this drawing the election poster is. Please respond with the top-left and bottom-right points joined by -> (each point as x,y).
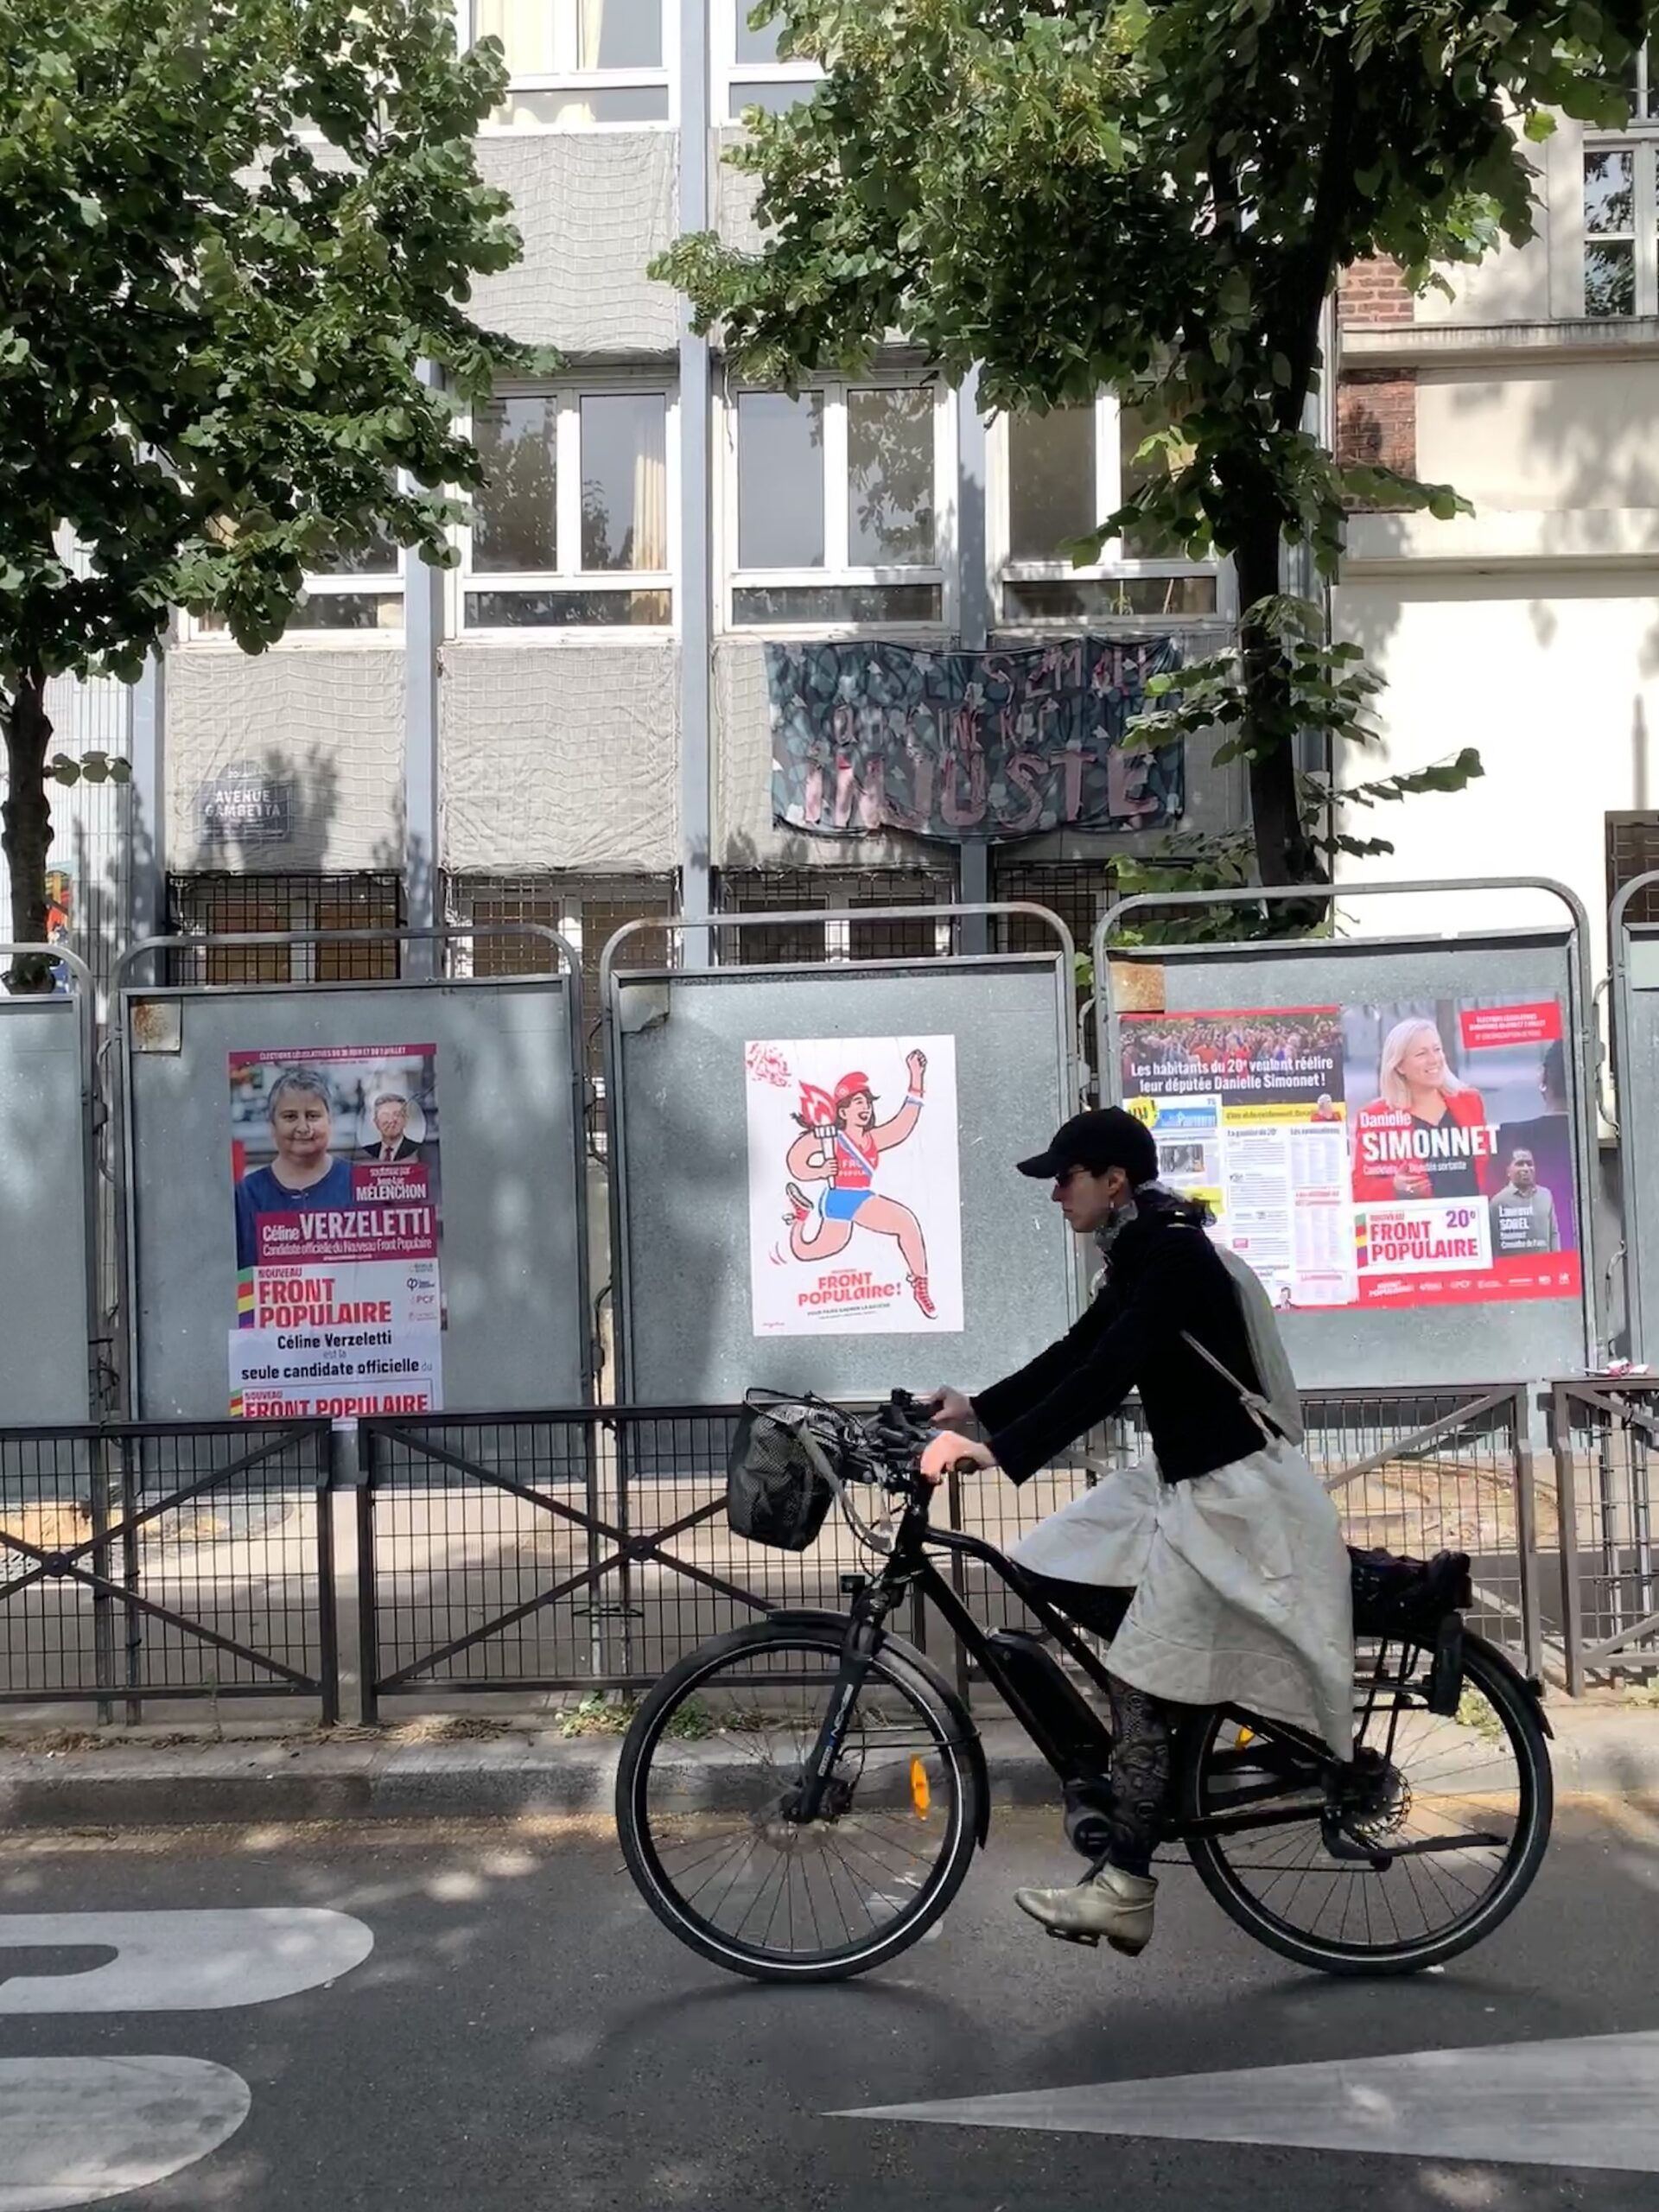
1121,999 -> 1580,1312
745,1036 -> 964,1336
227,1046 -> 445,1418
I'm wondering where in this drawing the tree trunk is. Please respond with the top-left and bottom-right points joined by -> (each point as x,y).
1233,512 -> 1321,898
1,671 -> 57,992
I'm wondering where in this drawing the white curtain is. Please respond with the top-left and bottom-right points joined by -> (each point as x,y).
631,401 -> 668,572
473,0 -> 555,77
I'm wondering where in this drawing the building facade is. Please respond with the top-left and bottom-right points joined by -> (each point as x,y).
5,25 -> 1655,1026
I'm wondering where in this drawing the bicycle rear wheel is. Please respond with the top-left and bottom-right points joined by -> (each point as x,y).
616,1618 -> 984,1983
1181,1634 -> 1552,1976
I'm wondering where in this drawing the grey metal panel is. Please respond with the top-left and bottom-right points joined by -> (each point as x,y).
613,959 -> 1078,1402
122,981 -> 586,1419
0,990 -> 92,1423
1103,929 -> 1592,1389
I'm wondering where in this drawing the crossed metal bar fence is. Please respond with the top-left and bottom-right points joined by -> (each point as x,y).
0,1421 -> 336,1721
1550,1380 -> 1659,1693
357,1385 -> 1544,1716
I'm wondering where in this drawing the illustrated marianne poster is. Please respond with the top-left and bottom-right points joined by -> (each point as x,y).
226,1046 -> 445,1418
745,1036 -> 965,1336
1120,999 -> 1580,1312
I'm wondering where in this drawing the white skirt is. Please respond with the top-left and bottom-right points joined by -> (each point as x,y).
1009,1441 -> 1355,1757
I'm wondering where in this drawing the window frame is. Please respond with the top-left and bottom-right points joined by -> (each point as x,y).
719,372 -> 957,637
988,391 -> 1231,632
454,372 -> 680,642
467,0 -> 677,131
714,0 -> 822,124
181,543 -> 407,648
1581,43 -> 1659,318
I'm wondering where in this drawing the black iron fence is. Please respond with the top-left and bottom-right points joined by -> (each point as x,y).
0,1386 -> 1591,1724
0,1421 -> 335,1721
356,1386 -> 1545,1716
1550,1380 -> 1659,1693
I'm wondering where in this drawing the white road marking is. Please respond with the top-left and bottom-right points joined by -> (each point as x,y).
0,2056 -> 250,2210
837,2030 -> 1659,2172
0,1908 -> 372,2012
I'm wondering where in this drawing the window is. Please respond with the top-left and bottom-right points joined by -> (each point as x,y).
165,874 -> 403,983
1584,44 -> 1658,316
726,380 -> 951,628
462,384 -> 674,631
716,0 -> 821,121
1608,812 -> 1659,925
468,0 -> 671,125
446,873 -> 675,1081
716,868 -> 955,962
995,396 -> 1223,625
193,524 -> 404,639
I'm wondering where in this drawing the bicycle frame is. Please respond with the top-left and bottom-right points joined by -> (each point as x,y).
787,1471 -> 1352,1852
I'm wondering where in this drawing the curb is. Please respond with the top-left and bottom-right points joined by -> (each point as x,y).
3,1707 -> 1659,1830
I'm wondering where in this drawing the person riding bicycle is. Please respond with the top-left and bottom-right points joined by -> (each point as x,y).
929,1107 -> 1354,1958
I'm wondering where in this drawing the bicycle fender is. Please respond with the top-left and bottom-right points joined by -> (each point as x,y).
763,1606 -> 992,1847
1463,1630 -> 1554,1737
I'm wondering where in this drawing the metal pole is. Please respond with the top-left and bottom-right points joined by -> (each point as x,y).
128,654 -> 166,947
403,476 -> 445,980
676,0 -> 713,968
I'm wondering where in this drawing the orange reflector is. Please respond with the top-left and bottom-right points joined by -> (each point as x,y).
1236,1727 -> 1255,1748
910,1758 -> 931,1816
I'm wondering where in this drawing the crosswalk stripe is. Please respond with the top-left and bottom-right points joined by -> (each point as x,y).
836,2030 -> 1659,2172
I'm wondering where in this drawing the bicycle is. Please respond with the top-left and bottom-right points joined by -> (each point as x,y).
616,1389 -> 1554,1983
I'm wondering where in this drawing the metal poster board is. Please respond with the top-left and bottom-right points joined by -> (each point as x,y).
115,929 -> 591,1421
0,948 -> 99,1423
604,906 -> 1081,1406
1094,881 -> 1595,1389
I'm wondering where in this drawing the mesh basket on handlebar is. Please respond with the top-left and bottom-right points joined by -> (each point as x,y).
726,1390 -> 852,1552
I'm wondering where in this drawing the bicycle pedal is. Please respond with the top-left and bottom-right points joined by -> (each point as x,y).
1043,1923 -> 1101,1948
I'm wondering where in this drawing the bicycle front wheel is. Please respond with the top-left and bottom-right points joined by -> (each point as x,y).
1182,1633 -> 1553,1976
616,1618 -> 983,1983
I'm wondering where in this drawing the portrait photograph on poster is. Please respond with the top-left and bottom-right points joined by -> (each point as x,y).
1121,998 -> 1580,1313
744,1035 -> 964,1336
226,1045 -> 445,1419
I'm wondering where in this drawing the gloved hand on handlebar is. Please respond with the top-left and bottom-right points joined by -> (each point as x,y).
918,1432 -> 995,1484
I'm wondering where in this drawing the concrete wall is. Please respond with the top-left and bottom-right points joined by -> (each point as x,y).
1332,572 -> 1659,981
166,648 -> 404,874
441,642 -> 679,873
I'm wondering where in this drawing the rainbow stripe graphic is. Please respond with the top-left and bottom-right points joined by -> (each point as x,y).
237,1271 -> 256,1327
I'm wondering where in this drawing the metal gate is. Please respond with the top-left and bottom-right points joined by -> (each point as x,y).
355,1406 -> 861,1715
1550,1377 -> 1659,1693
0,1419 -> 335,1719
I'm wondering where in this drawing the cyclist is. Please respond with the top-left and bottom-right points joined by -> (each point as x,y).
928,1106 -> 1353,1957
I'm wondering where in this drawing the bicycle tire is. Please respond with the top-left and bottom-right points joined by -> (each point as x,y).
616,1617 -> 985,1983
1181,1634 -> 1553,1977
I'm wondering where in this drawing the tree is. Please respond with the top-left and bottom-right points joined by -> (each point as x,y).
0,0 -> 537,980
656,0 -> 1653,899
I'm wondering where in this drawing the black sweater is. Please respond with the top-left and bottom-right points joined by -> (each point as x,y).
972,1198 -> 1268,1484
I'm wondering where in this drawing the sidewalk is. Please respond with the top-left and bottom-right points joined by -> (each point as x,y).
3,1700 -> 1658,1829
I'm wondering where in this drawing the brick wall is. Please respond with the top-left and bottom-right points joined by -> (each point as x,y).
1337,255 -> 1416,502
1336,365 -> 1418,487
1338,255 -> 1413,327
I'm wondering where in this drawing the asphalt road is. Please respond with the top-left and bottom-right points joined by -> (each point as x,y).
5,1802 -> 1659,2210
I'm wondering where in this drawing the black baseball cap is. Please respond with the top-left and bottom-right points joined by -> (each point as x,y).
1017,1107 -> 1159,1185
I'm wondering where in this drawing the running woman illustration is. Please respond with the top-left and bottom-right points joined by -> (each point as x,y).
783,1051 -> 936,1319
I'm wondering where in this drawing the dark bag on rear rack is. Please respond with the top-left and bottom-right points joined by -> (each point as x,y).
1348,1545 -> 1472,1715
726,1390 -> 848,1552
